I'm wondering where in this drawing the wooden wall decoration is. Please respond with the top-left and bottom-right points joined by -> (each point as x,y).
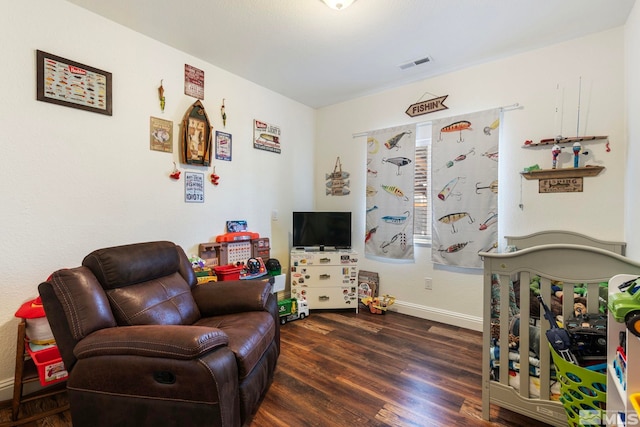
181,100 -> 212,166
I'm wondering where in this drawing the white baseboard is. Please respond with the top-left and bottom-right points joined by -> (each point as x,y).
0,375 -> 45,403
389,300 -> 483,331
0,376 -> 14,403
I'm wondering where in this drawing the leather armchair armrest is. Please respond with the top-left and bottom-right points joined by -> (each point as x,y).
74,325 -> 229,360
192,279 -> 272,316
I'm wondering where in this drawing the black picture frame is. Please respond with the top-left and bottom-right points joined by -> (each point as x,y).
36,50 -> 113,116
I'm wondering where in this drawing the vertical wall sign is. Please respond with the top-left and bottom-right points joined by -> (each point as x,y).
215,131 -> 232,161
184,64 -> 204,99
185,172 -> 204,203
149,117 -> 173,153
253,120 -> 281,154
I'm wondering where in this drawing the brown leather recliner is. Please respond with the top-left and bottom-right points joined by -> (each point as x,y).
38,241 -> 279,427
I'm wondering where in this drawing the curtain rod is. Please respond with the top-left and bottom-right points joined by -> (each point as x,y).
352,103 -> 522,138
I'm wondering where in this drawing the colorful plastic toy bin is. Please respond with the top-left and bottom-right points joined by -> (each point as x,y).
213,265 -> 243,281
549,344 -> 606,427
27,345 -> 68,386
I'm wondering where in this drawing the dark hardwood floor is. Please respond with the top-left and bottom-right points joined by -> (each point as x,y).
0,310 -> 549,426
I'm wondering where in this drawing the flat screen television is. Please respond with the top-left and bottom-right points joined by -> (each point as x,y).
292,211 -> 352,250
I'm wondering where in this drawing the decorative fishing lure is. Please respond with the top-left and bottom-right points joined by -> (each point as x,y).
439,120 -> 472,142
381,210 -> 411,225
366,205 -> 379,214
479,212 -> 497,230
366,185 -> 378,197
437,241 -> 470,254
365,226 -> 378,243
384,131 -> 412,150
438,176 -> 464,201
436,148 -> 475,172
475,180 -> 498,194
367,137 -> 380,154
380,232 -> 407,253
482,147 -> 499,161
382,157 -> 412,175
438,212 -> 474,233
483,118 -> 500,135
381,184 -> 409,201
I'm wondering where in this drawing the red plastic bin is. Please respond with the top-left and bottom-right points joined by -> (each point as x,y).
213,265 -> 243,281
27,345 -> 68,386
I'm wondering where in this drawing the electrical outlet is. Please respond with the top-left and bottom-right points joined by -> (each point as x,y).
424,277 -> 432,290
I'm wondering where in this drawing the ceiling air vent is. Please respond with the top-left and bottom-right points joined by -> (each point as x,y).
398,56 -> 432,70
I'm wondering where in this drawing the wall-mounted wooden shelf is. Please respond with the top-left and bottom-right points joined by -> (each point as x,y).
520,166 -> 605,180
522,135 -> 608,148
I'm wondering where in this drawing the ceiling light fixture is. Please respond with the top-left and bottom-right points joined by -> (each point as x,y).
321,0 -> 356,10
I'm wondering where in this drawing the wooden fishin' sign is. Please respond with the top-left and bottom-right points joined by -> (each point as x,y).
405,95 -> 448,117
539,177 -> 583,193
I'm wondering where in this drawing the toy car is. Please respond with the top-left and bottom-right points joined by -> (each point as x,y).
608,277 -> 640,337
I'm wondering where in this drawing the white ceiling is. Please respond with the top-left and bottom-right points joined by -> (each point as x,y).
66,0 -> 635,108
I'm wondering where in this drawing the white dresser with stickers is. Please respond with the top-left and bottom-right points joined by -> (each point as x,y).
289,249 -> 358,311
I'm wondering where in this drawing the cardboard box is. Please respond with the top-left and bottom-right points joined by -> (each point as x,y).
271,274 -> 286,293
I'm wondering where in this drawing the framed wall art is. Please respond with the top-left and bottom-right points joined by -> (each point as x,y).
36,50 -> 112,116
181,100 -> 212,166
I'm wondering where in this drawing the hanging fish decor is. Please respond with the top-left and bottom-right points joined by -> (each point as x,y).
366,185 -> 378,197
326,187 -> 350,196
384,131 -> 412,150
367,167 -> 378,176
382,157 -> 412,175
439,120 -> 472,142
475,180 -> 498,194
381,210 -> 411,225
479,212 -> 497,230
438,176 -> 464,201
326,157 -> 350,196
437,241 -> 471,255
381,184 -> 410,201
483,118 -> 500,135
438,212 -> 474,233
366,205 -> 379,214
380,232 -> 407,253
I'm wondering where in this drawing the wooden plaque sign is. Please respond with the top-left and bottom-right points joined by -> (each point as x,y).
538,177 -> 583,193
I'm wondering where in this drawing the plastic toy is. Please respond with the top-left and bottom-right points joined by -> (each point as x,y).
361,294 -> 395,314
609,277 -> 640,337
278,298 -> 309,324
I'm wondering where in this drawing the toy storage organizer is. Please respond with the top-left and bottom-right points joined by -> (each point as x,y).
11,319 -> 69,422
481,230 -> 638,427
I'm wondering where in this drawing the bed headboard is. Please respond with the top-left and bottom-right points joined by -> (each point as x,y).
505,230 -> 626,256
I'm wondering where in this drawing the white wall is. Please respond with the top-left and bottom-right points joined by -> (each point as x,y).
625,2 -> 640,259
0,0 -> 315,399
316,28 -> 628,329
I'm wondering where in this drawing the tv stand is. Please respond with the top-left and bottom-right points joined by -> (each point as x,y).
290,249 -> 358,311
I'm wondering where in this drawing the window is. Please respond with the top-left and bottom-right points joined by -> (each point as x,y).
414,123 -> 432,245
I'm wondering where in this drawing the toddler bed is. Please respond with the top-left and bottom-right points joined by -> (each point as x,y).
481,230 -> 638,426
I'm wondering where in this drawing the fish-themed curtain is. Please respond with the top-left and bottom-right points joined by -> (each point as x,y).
431,109 -> 499,268
365,124 -> 416,261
